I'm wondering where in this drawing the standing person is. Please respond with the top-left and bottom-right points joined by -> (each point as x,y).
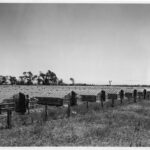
26,95 -> 30,114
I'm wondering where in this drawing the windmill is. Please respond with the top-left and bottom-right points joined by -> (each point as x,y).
109,80 -> 112,86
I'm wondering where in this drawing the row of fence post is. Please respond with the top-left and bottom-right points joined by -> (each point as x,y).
86,89 -> 148,109
1,88 -> 149,129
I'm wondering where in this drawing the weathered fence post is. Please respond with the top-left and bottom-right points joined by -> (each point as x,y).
70,91 -> 77,106
111,98 -> 114,107
125,92 -> 132,103
143,89 -> 147,100
100,90 -> 106,108
108,94 -> 117,108
44,105 -> 48,121
28,106 -> 30,114
0,105 -> 1,114
7,109 -> 12,129
81,95 -> 96,110
14,92 -> 26,115
86,101 -> 89,110
119,90 -> 124,104
67,101 -> 71,118
27,100 -> 30,115
133,89 -> 137,103
146,91 -> 150,100
101,99 -> 104,108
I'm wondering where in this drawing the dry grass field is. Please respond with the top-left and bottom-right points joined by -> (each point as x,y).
0,85 -> 150,146
0,85 -> 148,102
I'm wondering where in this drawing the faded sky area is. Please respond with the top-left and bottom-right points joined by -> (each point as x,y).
0,4 -> 150,84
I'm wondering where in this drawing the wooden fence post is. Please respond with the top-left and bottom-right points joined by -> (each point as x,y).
120,90 -> 124,104
111,99 -> 114,107
44,105 -> 48,121
0,105 -> 1,114
143,89 -> 147,100
100,90 -> 105,109
133,90 -> 137,103
101,100 -> 104,108
134,97 -> 137,103
67,101 -> 71,118
28,106 -> 30,114
128,97 -> 130,102
7,109 -> 12,129
120,98 -> 123,104
86,101 -> 89,110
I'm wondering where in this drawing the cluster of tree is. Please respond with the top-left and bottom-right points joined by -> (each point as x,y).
0,70 -> 65,85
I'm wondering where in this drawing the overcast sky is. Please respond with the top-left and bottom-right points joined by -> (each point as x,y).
0,4 -> 150,84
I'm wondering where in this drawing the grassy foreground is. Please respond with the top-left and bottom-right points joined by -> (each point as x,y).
0,99 -> 150,146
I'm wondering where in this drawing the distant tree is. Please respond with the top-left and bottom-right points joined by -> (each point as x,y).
37,76 -> 43,85
58,79 -> 64,85
2,76 -> 7,84
22,72 -> 28,84
32,75 -> 38,85
9,76 -> 17,85
39,70 -> 58,85
0,76 -> 3,85
39,71 -> 46,85
0,76 -> 7,84
70,77 -> 75,85
22,71 -> 34,85
45,70 -> 51,85
46,70 -> 58,84
26,71 -> 33,85
0,69 -> 62,86
19,76 -> 25,85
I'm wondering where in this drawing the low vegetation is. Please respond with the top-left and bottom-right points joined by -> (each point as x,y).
0,99 -> 150,146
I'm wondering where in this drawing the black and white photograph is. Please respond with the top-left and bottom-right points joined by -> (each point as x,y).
0,2 -> 150,146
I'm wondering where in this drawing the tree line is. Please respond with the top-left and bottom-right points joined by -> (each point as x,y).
0,70 -> 67,85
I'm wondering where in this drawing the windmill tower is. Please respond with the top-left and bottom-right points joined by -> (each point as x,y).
109,80 -> 112,86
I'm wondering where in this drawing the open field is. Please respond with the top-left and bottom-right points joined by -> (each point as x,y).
0,85 -> 149,102
0,85 -> 150,146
